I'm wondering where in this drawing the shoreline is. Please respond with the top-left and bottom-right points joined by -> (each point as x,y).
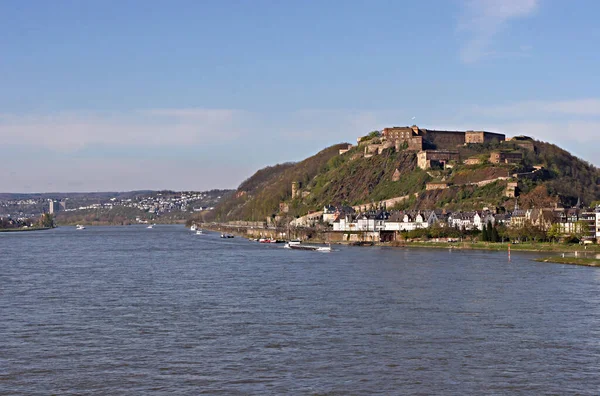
385,241 -> 600,254
0,227 -> 52,233
55,220 -> 187,227
534,256 -> 600,267
202,224 -> 600,255
193,224 -> 600,267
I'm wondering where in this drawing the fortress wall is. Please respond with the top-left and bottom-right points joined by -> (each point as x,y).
408,136 -> 423,151
422,130 -> 466,150
465,131 -> 506,144
382,127 -> 415,140
417,150 -> 460,169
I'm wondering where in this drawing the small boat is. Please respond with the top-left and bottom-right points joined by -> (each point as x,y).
258,238 -> 280,243
76,224 -> 85,230
220,233 -> 234,238
147,225 -> 153,229
288,239 -> 302,246
190,224 -> 197,231
285,242 -> 331,252
196,230 -> 203,235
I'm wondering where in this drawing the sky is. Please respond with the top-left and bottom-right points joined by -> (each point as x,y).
1,0 -> 599,192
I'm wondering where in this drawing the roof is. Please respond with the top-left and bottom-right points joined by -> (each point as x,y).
512,209 -> 526,217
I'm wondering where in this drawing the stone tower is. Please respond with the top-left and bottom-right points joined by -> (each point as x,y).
291,182 -> 300,199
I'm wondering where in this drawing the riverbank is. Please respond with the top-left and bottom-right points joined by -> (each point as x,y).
56,220 -> 187,227
197,222 -> 600,255
535,256 -> 600,267
388,241 -> 600,254
0,227 -> 52,233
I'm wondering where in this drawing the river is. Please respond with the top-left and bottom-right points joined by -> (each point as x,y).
2,225 -> 600,394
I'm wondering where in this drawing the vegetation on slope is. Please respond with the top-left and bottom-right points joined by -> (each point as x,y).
532,141 -> 600,206
211,144 -> 348,221
212,137 -> 600,222
304,147 -> 428,205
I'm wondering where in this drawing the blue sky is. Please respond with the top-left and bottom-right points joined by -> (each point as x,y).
1,0 -> 599,192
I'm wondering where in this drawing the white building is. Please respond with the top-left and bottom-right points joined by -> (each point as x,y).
596,207 -> 600,238
333,215 -> 355,231
473,212 -> 496,231
322,205 -> 337,224
448,212 -> 476,230
384,211 -> 438,232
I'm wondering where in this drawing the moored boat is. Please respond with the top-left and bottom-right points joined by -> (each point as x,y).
76,224 -> 85,230
190,224 -> 197,231
284,241 -> 331,252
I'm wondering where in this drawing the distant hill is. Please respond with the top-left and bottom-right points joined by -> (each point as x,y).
211,137 -> 600,222
0,190 -> 154,201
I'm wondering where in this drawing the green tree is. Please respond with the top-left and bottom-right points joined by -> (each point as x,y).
496,224 -> 508,243
573,220 -> 589,241
40,213 -> 54,228
547,224 -> 561,243
481,223 -> 488,242
489,221 -> 499,242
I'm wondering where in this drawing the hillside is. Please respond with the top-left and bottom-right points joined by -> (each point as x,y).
210,144 -> 348,221
211,137 -> 600,222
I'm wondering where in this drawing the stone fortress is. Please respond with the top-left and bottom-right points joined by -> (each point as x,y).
351,125 -> 524,170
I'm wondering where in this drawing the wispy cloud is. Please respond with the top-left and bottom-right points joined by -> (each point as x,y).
3,101 -> 599,193
458,0 -> 538,63
0,107 -> 388,192
0,108 -> 395,153
0,109 -> 248,151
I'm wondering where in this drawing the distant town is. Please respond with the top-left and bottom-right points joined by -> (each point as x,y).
0,190 -> 232,225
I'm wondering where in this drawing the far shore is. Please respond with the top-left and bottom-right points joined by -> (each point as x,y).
55,220 -> 187,227
0,226 -> 52,233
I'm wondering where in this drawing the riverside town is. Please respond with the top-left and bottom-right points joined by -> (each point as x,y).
215,126 -> 600,247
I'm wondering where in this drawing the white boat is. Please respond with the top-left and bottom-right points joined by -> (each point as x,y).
196,230 -> 203,235
259,238 -> 278,243
190,224 -> 197,231
220,233 -> 234,238
76,224 -> 85,230
284,241 -> 331,252
147,225 -> 153,229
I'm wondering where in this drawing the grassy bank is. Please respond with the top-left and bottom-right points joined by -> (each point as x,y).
389,240 -> 600,254
535,256 -> 600,267
0,227 -> 52,233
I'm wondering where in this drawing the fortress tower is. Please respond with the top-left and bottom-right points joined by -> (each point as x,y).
291,182 -> 301,199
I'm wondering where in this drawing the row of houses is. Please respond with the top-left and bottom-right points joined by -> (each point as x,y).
320,204 -> 600,240
333,209 -> 500,232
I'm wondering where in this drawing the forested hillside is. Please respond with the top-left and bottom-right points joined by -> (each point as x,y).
210,144 -> 348,221
210,138 -> 600,222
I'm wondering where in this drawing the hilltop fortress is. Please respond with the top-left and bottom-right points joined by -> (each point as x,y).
351,125 -> 526,169
372,125 -> 505,151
